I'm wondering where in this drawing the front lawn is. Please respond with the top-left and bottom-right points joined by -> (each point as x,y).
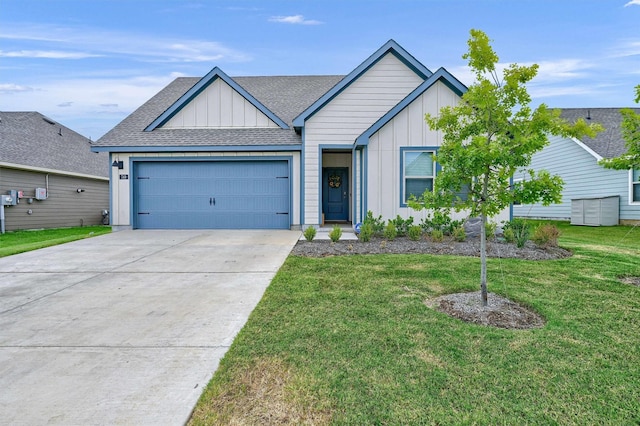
190,223 -> 640,424
0,226 -> 111,257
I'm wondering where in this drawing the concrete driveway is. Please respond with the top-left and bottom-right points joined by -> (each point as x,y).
0,229 -> 300,425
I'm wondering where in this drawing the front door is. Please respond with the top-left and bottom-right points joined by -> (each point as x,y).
322,167 -> 349,221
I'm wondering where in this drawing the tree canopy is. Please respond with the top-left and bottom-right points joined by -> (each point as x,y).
414,29 -> 602,306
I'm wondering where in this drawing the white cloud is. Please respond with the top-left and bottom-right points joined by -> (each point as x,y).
0,24 -> 251,63
528,84 -> 604,99
529,59 -> 594,82
625,0 -> 640,6
610,39 -> 640,57
0,72 -> 185,138
269,15 -> 323,25
449,58 -> 593,87
0,50 -> 101,59
0,83 -> 35,93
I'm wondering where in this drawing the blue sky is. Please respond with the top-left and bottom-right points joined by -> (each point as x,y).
1,0 -> 639,140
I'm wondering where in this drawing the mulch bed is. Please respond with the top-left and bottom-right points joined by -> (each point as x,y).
291,236 -> 572,261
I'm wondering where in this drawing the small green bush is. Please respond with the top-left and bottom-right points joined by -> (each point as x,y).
359,222 -> 374,242
329,225 -> 342,243
430,228 -> 444,242
452,226 -> 466,242
503,228 -> 516,244
303,226 -> 316,242
505,219 -> 530,248
363,211 -> 385,236
408,225 -> 422,241
383,222 -> 397,240
485,221 -> 497,240
389,215 -> 413,236
532,224 -> 561,248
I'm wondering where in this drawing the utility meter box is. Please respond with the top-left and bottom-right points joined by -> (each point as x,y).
1,195 -> 15,206
35,188 -> 47,200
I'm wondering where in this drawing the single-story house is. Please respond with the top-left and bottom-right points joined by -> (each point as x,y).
93,39 -> 510,230
513,108 -> 640,225
0,111 -> 109,231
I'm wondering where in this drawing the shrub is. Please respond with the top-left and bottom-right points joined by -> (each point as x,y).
359,222 -> 374,242
329,225 -> 342,243
408,225 -> 422,241
419,208 -> 463,236
485,221 -> 497,240
452,226 -> 466,242
532,224 -> 561,248
389,215 -> 413,236
430,228 -> 444,242
445,219 -> 464,236
505,219 -> 530,248
383,222 -> 397,240
303,226 -> 316,242
503,228 -> 516,244
363,211 -> 385,236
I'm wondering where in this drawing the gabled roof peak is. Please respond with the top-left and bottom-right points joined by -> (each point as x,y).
144,67 -> 290,131
292,39 -> 432,127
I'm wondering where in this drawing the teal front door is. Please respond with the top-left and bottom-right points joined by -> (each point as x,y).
322,167 -> 349,221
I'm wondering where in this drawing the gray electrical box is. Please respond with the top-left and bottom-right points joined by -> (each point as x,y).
35,188 -> 47,200
1,195 -> 15,206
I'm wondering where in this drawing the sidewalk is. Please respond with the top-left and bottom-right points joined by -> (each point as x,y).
300,224 -> 358,241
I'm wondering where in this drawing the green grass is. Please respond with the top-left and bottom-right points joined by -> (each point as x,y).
0,226 -> 111,257
190,223 -> 640,425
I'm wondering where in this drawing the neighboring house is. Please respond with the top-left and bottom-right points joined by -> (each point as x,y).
513,108 -> 640,225
0,112 -> 109,231
93,40 -> 510,230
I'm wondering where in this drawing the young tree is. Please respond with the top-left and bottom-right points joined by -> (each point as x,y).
418,29 -> 601,306
599,84 -> 640,170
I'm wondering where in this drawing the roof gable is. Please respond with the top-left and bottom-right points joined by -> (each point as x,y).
292,39 -> 432,127
355,67 -> 466,146
145,67 -> 289,131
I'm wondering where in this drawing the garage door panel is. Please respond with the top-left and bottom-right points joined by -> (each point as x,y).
134,161 -> 290,229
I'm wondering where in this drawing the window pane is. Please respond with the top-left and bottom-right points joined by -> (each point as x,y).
405,178 -> 433,202
634,182 -> 640,202
405,152 -> 433,177
454,183 -> 470,202
633,169 -> 640,182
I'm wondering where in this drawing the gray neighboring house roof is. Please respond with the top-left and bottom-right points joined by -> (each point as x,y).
0,111 -> 108,177
95,75 -> 345,149
559,108 -> 640,159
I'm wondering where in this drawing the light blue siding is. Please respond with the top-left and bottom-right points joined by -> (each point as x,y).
513,135 -> 639,222
134,161 -> 290,229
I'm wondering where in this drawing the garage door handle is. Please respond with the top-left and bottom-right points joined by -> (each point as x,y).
210,197 -> 216,206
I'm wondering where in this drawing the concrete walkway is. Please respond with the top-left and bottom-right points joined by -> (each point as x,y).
0,229 -> 300,425
300,224 -> 358,241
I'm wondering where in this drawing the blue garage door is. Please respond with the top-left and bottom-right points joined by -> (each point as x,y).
134,161 -> 290,229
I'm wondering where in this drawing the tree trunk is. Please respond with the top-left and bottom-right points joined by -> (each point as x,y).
480,213 -> 488,307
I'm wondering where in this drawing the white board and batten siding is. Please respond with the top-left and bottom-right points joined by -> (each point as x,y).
367,80 -> 459,221
513,135 -> 639,222
303,53 -> 424,224
161,78 -> 279,129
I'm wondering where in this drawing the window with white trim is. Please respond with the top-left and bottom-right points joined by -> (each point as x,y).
403,150 -> 435,204
632,169 -> 640,203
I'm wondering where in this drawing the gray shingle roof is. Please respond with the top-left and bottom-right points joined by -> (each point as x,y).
0,112 -> 108,177
95,75 -> 344,148
559,108 -> 640,159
